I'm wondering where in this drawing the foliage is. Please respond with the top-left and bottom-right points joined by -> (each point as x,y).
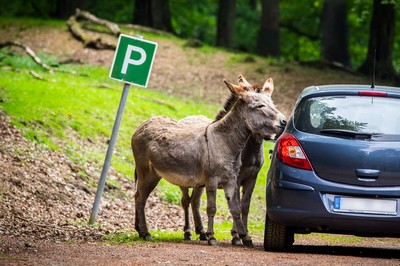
85,0 -> 133,23
0,1 -> 399,76
170,0 -> 217,45
347,0 -> 373,68
280,0 -> 323,61
233,0 -> 261,53
0,0 -> 54,18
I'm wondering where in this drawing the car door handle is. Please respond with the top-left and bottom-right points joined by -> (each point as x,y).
355,169 -> 380,179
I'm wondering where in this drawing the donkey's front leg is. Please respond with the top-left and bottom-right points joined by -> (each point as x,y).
205,185 -> 217,246
230,185 -> 242,246
224,183 -> 253,247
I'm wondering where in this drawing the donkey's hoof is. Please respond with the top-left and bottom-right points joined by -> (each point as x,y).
231,237 -> 242,246
208,237 -> 217,246
242,239 -> 254,248
140,233 -> 152,241
184,232 -> 192,241
199,233 -> 208,241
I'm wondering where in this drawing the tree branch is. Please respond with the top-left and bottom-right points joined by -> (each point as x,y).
75,8 -> 120,36
0,40 -> 52,70
0,41 -> 86,76
67,9 -> 118,50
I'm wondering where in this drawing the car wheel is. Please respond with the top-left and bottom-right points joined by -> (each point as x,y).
264,213 -> 294,251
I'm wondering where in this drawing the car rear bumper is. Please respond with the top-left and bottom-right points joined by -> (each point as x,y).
267,161 -> 400,236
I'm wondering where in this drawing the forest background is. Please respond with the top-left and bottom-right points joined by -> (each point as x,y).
2,2 -> 400,262
1,0 -> 399,84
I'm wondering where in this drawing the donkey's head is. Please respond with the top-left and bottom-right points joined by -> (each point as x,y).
223,75 -> 286,140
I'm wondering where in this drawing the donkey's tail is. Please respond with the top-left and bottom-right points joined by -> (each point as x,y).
134,168 -> 138,183
133,168 -> 138,191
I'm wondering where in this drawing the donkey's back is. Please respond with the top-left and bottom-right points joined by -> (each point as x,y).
132,115 -> 210,188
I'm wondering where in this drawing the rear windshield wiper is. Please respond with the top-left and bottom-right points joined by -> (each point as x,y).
320,129 -> 375,139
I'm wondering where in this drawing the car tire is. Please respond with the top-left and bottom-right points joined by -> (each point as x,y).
263,213 -> 294,251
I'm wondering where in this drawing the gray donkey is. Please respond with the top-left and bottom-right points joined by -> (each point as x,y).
179,75 -> 286,246
131,75 -> 286,246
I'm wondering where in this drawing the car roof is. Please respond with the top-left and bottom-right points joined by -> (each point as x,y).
295,84 -> 400,106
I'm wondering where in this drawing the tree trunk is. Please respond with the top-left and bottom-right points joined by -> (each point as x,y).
358,0 -> 396,82
133,0 -> 174,33
216,0 -> 237,48
322,0 -> 350,67
257,0 -> 280,57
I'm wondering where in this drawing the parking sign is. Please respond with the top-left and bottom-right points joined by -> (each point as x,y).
109,34 -> 158,87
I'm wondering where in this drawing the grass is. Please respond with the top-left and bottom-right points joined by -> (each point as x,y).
0,51 -> 219,175
0,252 -> 17,261
104,220 -> 267,245
0,50 -> 271,238
104,229 -> 191,245
0,18 -> 277,243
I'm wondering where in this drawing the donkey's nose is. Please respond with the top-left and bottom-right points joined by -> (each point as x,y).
274,118 -> 286,140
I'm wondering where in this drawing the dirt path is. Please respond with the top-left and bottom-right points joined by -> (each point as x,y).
2,237 -> 400,265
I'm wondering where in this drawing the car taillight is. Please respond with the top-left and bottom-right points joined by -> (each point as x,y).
358,91 -> 387,97
277,133 -> 313,171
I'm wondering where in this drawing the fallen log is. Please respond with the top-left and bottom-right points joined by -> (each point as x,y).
0,40 -> 52,71
0,41 -> 86,76
67,9 -> 117,50
75,9 -> 120,36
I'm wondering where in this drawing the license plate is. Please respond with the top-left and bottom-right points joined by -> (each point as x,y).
333,196 -> 397,216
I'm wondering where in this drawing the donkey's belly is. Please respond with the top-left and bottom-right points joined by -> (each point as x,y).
154,169 -> 204,188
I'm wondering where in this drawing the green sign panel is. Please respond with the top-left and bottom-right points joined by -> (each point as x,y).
109,34 -> 158,87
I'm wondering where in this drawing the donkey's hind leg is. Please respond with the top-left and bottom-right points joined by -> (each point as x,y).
240,176 -> 257,239
191,187 -> 207,240
180,187 -> 193,240
134,166 -> 161,240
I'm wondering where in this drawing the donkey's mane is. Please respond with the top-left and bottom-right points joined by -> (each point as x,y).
214,83 -> 263,121
214,93 -> 237,121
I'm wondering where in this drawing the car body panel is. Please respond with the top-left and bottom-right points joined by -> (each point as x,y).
298,133 -> 400,187
266,84 -> 400,238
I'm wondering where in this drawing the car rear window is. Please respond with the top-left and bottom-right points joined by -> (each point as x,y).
294,95 -> 400,138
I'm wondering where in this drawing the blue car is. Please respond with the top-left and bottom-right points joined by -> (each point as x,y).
264,84 -> 400,251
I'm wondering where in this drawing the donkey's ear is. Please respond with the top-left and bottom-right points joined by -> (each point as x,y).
262,78 -> 274,94
237,74 -> 251,89
224,80 -> 245,96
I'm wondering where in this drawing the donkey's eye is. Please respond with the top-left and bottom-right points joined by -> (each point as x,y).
256,104 -> 266,109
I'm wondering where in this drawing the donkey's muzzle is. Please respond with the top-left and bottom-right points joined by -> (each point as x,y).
274,119 -> 287,140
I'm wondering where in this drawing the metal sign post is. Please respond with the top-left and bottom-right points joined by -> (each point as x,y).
89,34 -> 157,224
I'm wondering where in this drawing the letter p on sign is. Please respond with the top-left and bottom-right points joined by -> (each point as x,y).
109,34 -> 158,87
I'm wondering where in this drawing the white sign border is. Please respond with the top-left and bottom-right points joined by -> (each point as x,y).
109,33 -> 158,88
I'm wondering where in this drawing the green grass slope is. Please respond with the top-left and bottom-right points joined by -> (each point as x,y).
0,18 -> 374,241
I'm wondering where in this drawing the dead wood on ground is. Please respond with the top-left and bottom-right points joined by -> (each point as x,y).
75,9 -> 120,36
0,40 -> 85,76
67,9 -> 118,50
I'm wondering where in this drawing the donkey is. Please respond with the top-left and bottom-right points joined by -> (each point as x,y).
131,75 -> 286,246
179,76 -> 286,246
